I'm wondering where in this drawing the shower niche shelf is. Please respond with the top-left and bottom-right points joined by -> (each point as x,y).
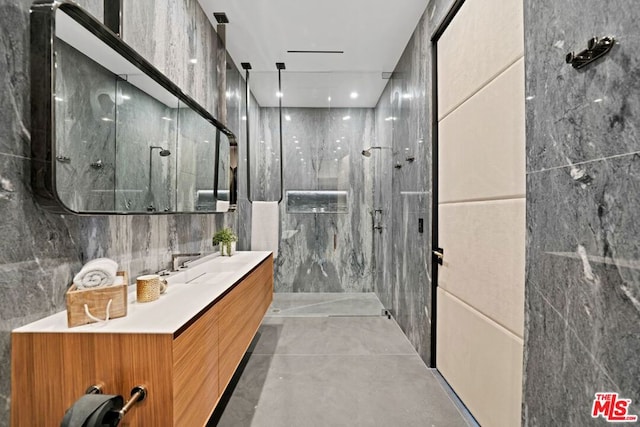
30,1 -> 237,214
285,190 -> 349,214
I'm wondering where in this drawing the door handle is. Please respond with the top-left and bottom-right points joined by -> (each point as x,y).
433,248 -> 444,265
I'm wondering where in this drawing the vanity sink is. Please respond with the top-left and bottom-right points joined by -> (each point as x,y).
165,252 -> 266,286
187,271 -> 237,284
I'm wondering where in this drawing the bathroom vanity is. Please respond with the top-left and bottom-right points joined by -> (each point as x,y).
11,251 -> 273,427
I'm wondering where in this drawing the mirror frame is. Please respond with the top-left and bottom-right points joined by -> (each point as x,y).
30,0 -> 238,214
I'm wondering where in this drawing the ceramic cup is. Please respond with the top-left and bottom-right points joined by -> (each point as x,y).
136,274 -> 167,303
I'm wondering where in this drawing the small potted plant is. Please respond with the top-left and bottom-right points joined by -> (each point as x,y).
212,227 -> 238,256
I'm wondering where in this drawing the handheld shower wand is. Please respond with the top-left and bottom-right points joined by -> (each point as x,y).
361,146 -> 387,157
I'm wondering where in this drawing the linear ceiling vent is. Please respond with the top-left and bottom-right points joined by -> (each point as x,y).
214,12 -> 229,24
287,50 -> 344,54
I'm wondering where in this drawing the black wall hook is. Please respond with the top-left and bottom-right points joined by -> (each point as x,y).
566,36 -> 615,69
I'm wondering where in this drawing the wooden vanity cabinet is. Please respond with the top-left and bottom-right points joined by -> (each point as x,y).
11,254 -> 273,427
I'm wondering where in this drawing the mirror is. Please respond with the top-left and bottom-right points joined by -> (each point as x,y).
30,2 -> 237,214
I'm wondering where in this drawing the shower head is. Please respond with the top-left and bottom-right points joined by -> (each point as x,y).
150,146 -> 171,157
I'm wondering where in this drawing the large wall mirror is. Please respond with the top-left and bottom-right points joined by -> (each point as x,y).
30,1 -> 236,214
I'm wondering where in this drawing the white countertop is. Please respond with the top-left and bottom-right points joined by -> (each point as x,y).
13,251 -> 272,335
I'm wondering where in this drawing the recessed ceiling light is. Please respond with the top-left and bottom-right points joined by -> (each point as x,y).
285,115 -> 291,121
189,58 -> 198,64
342,116 -> 351,121
276,91 -> 283,98
120,94 -> 131,100
328,96 -> 332,102
402,93 -> 413,99
161,116 -> 172,121
350,92 -> 359,99
336,139 -> 340,143
101,117 -> 113,122
242,115 -> 247,121
54,96 -> 64,102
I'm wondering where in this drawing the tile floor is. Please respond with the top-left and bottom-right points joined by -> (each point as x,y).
208,293 -> 474,427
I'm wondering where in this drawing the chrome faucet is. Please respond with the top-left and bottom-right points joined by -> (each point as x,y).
171,253 -> 201,271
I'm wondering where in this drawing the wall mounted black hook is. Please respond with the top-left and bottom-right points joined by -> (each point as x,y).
566,36 -> 615,69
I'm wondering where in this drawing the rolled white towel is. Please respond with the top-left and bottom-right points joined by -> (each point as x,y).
73,258 -> 118,289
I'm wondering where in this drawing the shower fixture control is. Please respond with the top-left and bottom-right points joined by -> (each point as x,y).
90,159 -> 104,169
56,155 -> 71,163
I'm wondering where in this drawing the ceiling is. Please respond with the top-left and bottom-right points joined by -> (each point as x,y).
197,0 -> 428,108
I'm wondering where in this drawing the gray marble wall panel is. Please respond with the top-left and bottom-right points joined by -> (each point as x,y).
374,8 -> 433,364
0,1 -> 239,425
252,107 -> 375,293
523,0 -> 640,424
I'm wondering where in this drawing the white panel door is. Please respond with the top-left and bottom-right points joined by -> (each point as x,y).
435,0 -> 525,426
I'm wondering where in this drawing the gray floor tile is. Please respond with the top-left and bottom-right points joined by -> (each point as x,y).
213,354 -> 468,427
210,296 -> 471,427
253,317 -> 417,356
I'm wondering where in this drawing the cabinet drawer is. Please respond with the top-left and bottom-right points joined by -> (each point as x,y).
218,256 -> 273,392
173,304 -> 219,427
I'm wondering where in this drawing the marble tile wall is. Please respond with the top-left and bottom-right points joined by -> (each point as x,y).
252,107 -> 376,292
374,7 -> 433,364
523,0 -> 640,424
0,1 -> 241,425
